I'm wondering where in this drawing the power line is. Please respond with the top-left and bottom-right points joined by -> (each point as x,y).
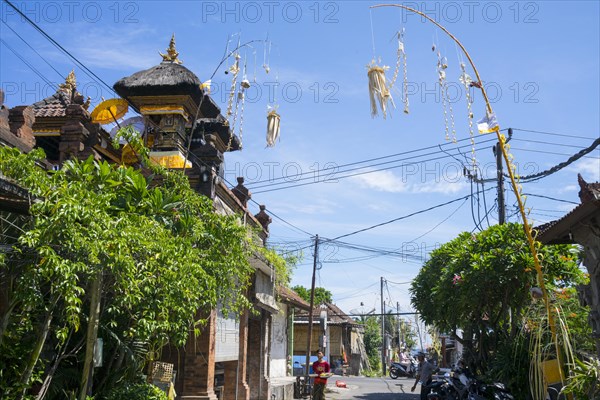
326,186 -> 497,242
246,131 -> 592,192
512,128 -> 597,141
521,193 -> 579,205
511,147 -> 598,159
249,138 -> 497,192
326,198 -> 469,264
0,38 -> 54,87
247,134 -> 496,187
511,136 -> 600,183
2,2 -> 311,240
4,0 -> 115,95
184,150 -> 314,238
252,140 -> 497,194
512,138 -> 590,150
1,20 -> 64,80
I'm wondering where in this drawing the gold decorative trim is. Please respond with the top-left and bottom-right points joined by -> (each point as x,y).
140,105 -> 188,120
159,34 -> 183,64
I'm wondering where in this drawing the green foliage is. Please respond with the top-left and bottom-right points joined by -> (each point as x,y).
562,357 -> 600,399
487,332 -> 531,399
410,223 -> 585,372
362,316 -> 382,374
105,382 -> 167,400
0,145 -> 284,398
257,245 -> 295,287
291,286 -> 333,305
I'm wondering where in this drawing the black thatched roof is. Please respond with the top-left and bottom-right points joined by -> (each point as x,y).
113,62 -> 220,118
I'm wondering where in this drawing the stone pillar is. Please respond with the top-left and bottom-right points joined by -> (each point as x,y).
237,309 -> 250,400
0,89 -> 10,132
247,311 -> 272,400
8,105 -> 35,148
181,310 -> 218,400
247,317 -> 261,399
221,307 -> 250,400
262,314 -> 272,400
232,177 -> 251,207
59,104 -> 91,163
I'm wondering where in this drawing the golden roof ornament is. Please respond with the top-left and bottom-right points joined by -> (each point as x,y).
59,70 -> 77,93
159,34 -> 182,64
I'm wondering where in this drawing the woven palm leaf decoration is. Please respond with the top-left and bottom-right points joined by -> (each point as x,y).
266,106 -> 280,147
367,60 -> 394,119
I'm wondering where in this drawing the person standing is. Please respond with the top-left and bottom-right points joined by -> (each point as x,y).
411,353 -> 435,400
312,351 -> 330,400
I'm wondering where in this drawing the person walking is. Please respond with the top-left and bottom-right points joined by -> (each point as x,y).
312,351 -> 331,400
411,352 -> 435,400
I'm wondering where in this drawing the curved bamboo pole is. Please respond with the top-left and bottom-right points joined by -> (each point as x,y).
370,3 -> 565,389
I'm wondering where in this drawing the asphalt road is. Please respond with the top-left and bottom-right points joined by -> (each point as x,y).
324,375 -> 422,399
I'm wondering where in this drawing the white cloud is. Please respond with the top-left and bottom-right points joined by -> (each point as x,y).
558,184 -> 578,194
573,158 -> 600,181
68,27 -> 158,70
412,180 -> 468,195
350,170 -> 467,194
350,170 -> 409,193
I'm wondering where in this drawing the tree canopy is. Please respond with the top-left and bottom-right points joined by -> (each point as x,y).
291,286 -> 333,305
410,222 -> 587,372
0,146 -> 287,399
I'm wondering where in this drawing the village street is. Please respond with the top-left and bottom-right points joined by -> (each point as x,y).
1,1 -> 599,399
326,376 -> 419,400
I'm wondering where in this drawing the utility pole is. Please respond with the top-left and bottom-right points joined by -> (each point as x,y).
305,235 -> 319,376
397,302 -> 401,349
380,277 -> 386,375
415,313 -> 424,352
493,128 -> 510,224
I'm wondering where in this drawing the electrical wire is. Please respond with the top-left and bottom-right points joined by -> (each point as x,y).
512,128 -> 597,141
252,140 -> 497,194
1,20 -> 64,80
4,0 -> 116,96
509,136 -> 600,183
0,38 -> 55,87
327,186 -> 497,242
249,138 -> 497,193
248,134 -> 495,187
521,193 -> 579,205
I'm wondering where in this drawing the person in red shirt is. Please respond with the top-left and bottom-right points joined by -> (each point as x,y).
312,351 -> 331,400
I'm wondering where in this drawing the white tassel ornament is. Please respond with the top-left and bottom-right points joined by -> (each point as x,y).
266,108 -> 281,147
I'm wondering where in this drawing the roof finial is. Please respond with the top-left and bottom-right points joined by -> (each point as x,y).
59,70 -> 77,93
159,33 -> 182,64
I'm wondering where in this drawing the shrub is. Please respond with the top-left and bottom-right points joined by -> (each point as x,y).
104,382 -> 167,400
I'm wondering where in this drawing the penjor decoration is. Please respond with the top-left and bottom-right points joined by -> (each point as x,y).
370,4 -> 572,394
367,28 -> 409,118
266,107 -> 281,147
367,60 -> 394,119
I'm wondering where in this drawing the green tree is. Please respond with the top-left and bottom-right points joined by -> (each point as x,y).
0,147 -> 287,399
410,223 -> 586,372
291,286 -> 333,305
362,316 -> 382,374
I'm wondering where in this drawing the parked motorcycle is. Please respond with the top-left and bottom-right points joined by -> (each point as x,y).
426,367 -> 514,400
389,358 -> 417,379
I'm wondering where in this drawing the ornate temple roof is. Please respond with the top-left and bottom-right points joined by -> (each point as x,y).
536,174 -> 600,244
32,70 -> 90,119
113,35 -> 220,118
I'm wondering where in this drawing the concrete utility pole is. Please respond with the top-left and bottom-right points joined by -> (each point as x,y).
494,128 -> 511,224
305,235 -> 319,376
397,302 -> 401,348
380,277 -> 386,375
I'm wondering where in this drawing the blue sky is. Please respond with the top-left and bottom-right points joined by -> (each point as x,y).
1,1 -> 599,341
